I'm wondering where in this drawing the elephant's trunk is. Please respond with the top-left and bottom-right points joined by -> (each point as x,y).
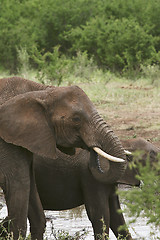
86,113 -> 127,183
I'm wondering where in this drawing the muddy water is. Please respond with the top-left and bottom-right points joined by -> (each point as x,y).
0,193 -> 159,240
43,206 -> 160,240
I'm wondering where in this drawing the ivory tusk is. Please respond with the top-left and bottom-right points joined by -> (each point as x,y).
124,150 -> 132,155
93,147 -> 125,163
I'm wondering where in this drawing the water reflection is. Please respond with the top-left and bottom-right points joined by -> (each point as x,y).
44,205 -> 159,240
0,192 -> 159,239
45,206 -> 93,239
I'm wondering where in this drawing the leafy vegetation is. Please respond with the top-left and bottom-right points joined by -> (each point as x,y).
119,153 -> 160,239
0,0 -> 160,75
0,225 -> 88,240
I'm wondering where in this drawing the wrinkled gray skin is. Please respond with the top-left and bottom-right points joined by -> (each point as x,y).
33,138 -> 159,240
120,138 -> 160,184
34,149 -> 135,240
122,137 -> 160,156
0,77 -> 126,240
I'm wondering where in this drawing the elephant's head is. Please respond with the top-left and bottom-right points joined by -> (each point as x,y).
121,138 -> 160,169
117,138 -> 160,186
0,84 -> 126,178
89,137 -> 160,185
89,138 -> 141,185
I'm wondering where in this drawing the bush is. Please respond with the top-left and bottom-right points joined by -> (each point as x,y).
141,64 -> 160,87
0,221 -> 88,240
33,0 -> 98,53
0,0 -> 160,74
31,46 -> 67,85
119,152 -> 160,238
31,47 -> 100,85
0,0 -> 37,71
68,17 -> 158,72
50,225 -> 88,240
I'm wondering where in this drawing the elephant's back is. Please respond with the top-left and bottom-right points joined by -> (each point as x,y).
122,137 -> 160,153
0,77 -> 50,105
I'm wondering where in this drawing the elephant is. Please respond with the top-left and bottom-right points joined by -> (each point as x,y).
0,77 -> 127,239
119,137 -> 160,186
32,138 -> 159,240
121,137 -> 160,155
33,150 -> 138,240
121,137 -> 160,166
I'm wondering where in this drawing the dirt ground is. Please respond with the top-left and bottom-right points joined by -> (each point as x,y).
96,85 -> 160,148
108,109 -> 160,147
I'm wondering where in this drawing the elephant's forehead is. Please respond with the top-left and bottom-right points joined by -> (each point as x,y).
58,85 -> 89,101
59,88 -> 94,108
47,86 -> 96,116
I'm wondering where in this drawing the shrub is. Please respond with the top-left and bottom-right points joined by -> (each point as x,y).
31,47 -> 100,85
0,0 -> 160,75
17,47 -> 31,78
0,0 -> 37,71
119,152 -> 160,238
33,0 -> 98,53
141,64 -> 160,87
68,17 -> 157,72
50,225 -> 88,240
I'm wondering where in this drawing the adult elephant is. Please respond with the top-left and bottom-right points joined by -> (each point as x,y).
33,138 -> 159,240
0,77 -> 126,239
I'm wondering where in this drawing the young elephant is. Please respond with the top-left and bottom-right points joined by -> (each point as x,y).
32,147 -> 140,240
31,138 -> 159,239
121,137 -> 160,155
119,137 -> 160,186
0,77 -> 126,239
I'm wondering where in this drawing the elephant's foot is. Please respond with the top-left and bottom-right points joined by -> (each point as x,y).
95,233 -> 109,240
0,217 -> 26,240
31,230 -> 44,240
117,231 -> 133,240
0,218 -> 11,239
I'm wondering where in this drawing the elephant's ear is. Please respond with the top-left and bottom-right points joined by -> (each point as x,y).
0,93 -> 57,159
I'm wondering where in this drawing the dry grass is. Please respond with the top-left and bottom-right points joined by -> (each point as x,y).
79,79 -> 160,145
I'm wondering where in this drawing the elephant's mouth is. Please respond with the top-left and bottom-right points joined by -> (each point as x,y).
56,135 -> 88,155
57,138 -> 90,155
57,145 -> 76,155
57,139 -> 126,171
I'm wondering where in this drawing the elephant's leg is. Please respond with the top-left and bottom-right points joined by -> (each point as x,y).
109,187 -> 133,240
28,163 -> 46,240
0,146 -> 37,240
3,175 -> 30,239
83,183 -> 110,240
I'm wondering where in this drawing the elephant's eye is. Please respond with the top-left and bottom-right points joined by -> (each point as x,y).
72,116 -> 81,124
